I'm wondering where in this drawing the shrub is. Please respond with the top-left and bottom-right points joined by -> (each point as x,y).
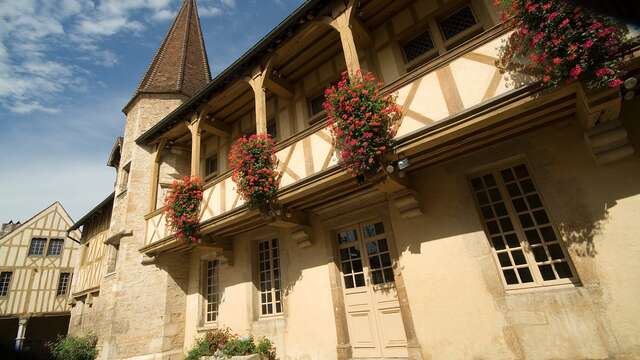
185,337 -> 213,360
48,334 -> 97,360
495,0 -> 630,89
221,336 -> 256,357
164,176 -> 203,244
256,337 -> 276,360
228,134 -> 280,212
323,70 -> 401,183
205,327 -> 233,353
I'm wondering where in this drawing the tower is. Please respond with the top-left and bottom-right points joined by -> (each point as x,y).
100,1 -> 211,358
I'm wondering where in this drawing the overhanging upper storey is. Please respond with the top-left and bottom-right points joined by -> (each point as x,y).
138,0 -> 637,257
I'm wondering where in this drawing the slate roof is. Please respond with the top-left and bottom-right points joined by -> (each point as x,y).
124,0 -> 212,113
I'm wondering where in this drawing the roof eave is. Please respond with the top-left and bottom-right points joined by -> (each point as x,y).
135,0 -> 325,145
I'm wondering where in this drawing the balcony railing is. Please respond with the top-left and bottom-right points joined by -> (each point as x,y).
143,28 -> 522,250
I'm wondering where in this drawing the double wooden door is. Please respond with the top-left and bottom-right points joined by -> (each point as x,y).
336,220 -> 408,358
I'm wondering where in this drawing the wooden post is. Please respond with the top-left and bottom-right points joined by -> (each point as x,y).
149,138 -> 167,212
325,0 -> 361,75
244,59 -> 274,135
188,114 -> 203,177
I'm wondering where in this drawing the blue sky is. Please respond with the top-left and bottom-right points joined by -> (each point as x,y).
0,0 -> 304,223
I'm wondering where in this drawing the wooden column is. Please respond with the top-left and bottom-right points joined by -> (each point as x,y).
148,138 -> 167,212
246,76 -> 268,134
188,114 -> 203,177
325,0 -> 361,75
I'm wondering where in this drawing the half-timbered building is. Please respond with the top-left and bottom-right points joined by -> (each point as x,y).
68,0 -> 640,359
0,202 -> 79,359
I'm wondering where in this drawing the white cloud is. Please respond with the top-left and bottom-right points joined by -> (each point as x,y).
200,6 -> 223,17
152,9 -> 177,22
221,0 -> 236,8
8,101 -> 60,114
77,17 -> 145,36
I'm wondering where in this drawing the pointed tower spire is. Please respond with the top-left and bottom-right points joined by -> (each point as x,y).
124,0 -> 211,112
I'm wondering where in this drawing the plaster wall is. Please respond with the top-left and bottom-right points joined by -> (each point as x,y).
391,119 -> 640,359
183,227 -> 338,360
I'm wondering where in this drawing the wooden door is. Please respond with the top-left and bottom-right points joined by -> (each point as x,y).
336,220 -> 408,358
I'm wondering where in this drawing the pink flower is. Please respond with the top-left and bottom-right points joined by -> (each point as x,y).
607,79 -> 623,88
584,39 -> 594,48
552,57 -> 562,65
569,65 -> 583,79
559,18 -> 570,28
595,68 -> 613,77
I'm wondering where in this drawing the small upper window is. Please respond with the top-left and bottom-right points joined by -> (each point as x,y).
438,5 -> 479,41
0,272 -> 12,297
56,272 -> 71,296
205,155 -> 218,178
402,30 -> 436,63
119,162 -> 131,193
267,119 -> 277,140
47,239 -> 64,256
28,238 -> 47,256
309,95 -> 325,117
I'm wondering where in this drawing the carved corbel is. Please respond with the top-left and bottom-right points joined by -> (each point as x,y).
375,174 -> 424,219
141,255 -> 156,265
291,226 -> 312,248
576,83 -> 622,130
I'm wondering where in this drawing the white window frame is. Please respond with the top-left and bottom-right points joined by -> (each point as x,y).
28,238 -> 47,257
257,238 -> 283,318
203,260 -> 219,324
469,160 -> 580,291
0,272 -> 12,297
46,238 -> 65,256
56,272 -> 71,296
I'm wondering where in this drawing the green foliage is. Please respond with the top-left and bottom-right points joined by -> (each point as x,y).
48,334 -> 98,360
256,338 -> 276,360
185,337 -> 213,360
221,336 -> 256,356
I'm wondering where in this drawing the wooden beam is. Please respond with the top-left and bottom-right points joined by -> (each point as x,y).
201,120 -> 231,138
323,0 -> 361,75
149,138 -> 167,212
187,114 -> 202,177
264,75 -> 294,99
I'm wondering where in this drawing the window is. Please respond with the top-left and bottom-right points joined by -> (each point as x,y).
0,272 -> 12,297
439,5 -> 478,40
309,95 -> 325,117
470,163 -> 578,289
204,260 -> 219,323
28,238 -> 47,256
119,162 -> 131,193
402,30 -> 436,63
398,3 -> 486,68
46,239 -> 64,256
56,272 -> 71,296
205,155 -> 218,178
258,239 -> 282,316
363,222 -> 394,285
267,119 -> 277,140
106,243 -> 119,274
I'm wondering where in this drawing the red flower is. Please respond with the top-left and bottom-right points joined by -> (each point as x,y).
584,39 -> 594,48
607,79 -> 623,88
569,65 -> 583,78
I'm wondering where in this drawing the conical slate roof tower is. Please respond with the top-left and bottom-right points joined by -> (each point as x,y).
124,0 -> 211,112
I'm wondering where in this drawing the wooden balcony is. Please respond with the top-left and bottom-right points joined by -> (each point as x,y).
141,26 -> 628,256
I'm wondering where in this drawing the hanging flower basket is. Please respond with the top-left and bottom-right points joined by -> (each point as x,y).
164,176 -> 203,244
228,134 -> 281,213
495,0 -> 630,89
323,70 -> 402,184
